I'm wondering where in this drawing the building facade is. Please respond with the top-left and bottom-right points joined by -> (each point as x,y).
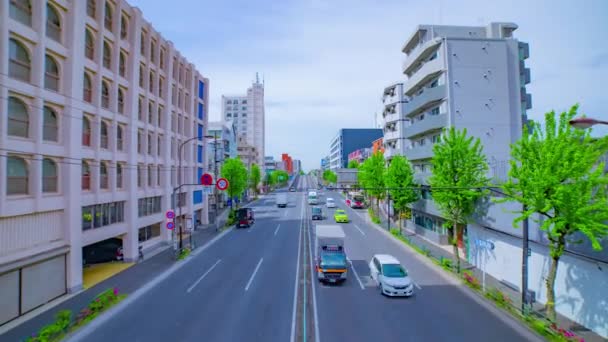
0,0 -> 209,325
281,153 -> 293,175
320,156 -> 329,171
347,148 -> 371,164
328,128 -> 383,169
381,83 -> 408,159
264,155 -> 276,175
221,75 -> 265,169
237,135 -> 258,172
206,121 -> 236,210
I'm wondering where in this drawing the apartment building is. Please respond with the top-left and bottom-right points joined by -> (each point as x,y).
381,83 -> 409,159
222,74 -> 265,169
329,129 -> 383,170
0,0 -> 209,325
264,155 -> 276,175
237,135 -> 258,172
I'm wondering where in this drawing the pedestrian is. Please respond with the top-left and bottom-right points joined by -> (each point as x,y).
138,246 -> 144,262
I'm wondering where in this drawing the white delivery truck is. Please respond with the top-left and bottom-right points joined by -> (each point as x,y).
308,191 -> 318,205
315,225 -> 347,283
276,193 -> 288,208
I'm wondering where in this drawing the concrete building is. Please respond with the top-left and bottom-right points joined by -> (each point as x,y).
281,153 -> 293,175
206,121 -> 236,211
347,148 -> 371,164
264,156 -> 276,175
381,83 -> 408,160
237,135 -> 258,172
0,0 -> 209,325
320,156 -> 330,171
221,74 -> 265,169
329,129 -> 383,169
293,159 -> 302,175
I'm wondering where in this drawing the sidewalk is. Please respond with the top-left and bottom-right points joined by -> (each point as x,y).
371,208 -> 605,342
0,226 -> 222,342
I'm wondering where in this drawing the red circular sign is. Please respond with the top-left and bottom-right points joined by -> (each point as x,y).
216,178 -> 229,190
200,173 -> 213,186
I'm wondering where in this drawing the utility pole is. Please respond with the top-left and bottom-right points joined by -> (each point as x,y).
177,136 -> 201,252
522,204 -> 529,314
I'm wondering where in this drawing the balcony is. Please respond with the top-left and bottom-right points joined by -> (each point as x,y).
383,147 -> 400,159
403,144 -> 434,161
402,37 -> 442,75
383,130 -> 400,142
383,112 -> 400,125
403,85 -> 446,117
403,113 -> 447,139
404,57 -> 444,96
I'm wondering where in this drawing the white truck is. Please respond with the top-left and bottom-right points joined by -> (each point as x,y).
276,193 -> 288,208
315,225 -> 348,283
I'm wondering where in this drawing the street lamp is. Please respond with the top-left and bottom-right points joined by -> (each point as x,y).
569,117 -> 608,129
204,134 -> 220,226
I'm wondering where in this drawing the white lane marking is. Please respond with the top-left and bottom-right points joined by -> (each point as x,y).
415,283 -> 422,290
290,198 -> 305,342
245,258 -> 264,291
307,210 -> 321,342
186,259 -> 222,293
347,258 -> 365,290
353,224 -> 366,236
274,223 -> 281,236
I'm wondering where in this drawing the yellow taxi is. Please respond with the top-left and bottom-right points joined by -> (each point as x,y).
334,209 -> 349,223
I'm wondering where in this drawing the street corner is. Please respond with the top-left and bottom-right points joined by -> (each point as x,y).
83,262 -> 134,289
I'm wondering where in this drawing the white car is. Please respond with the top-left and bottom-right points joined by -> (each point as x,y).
369,254 -> 414,297
326,198 -> 336,208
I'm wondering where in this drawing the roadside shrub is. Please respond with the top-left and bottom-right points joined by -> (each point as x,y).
368,208 -> 381,224
485,287 -> 512,309
462,270 -> 481,290
178,247 -> 191,260
441,257 -> 452,271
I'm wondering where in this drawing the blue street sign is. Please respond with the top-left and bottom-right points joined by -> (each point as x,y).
166,221 -> 175,230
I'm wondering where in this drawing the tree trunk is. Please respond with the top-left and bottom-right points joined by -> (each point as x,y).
453,221 -> 461,273
545,251 -> 561,322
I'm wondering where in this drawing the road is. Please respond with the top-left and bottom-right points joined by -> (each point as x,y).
67,176 -> 540,342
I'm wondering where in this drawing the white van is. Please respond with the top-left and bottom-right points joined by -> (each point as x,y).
308,191 -> 318,205
276,193 -> 288,208
326,198 -> 336,208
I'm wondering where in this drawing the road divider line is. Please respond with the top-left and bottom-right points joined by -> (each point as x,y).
290,204 -> 304,342
415,283 -> 422,290
347,258 -> 365,290
274,224 -> 281,236
353,224 -> 366,236
245,258 -> 264,291
187,259 -> 222,293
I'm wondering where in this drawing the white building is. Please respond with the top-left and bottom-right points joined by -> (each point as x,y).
380,82 -> 409,160
222,74 -> 265,169
0,0 -> 209,325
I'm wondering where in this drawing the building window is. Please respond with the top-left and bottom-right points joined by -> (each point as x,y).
103,41 -> 112,69
138,224 -> 161,242
116,163 -> 123,188
87,0 -> 95,18
99,162 -> 108,189
137,196 -> 162,217
82,116 -> 91,146
43,106 -> 59,141
44,55 -> 60,91
83,72 -> 93,102
431,134 -> 441,143
120,14 -> 128,39
148,102 -> 153,123
101,81 -> 110,108
172,58 -> 178,80
177,114 -> 182,134
137,130 -> 143,153
139,64 -> 145,87
104,2 -> 113,31
148,165 -> 153,186
85,29 -> 94,60
82,161 -> 91,190
9,38 -> 31,82
160,48 -> 165,69
242,106 -> 247,111
42,158 -> 58,193
159,77 -> 164,97
149,71 -> 155,93
116,125 -> 123,150
45,3 -> 62,42
137,164 -> 143,187
8,96 -> 29,138
150,40 -> 156,63
100,121 -> 109,149
171,112 -> 176,132
430,107 -> 440,115
172,85 -> 176,104
140,32 -> 146,55
157,165 -> 162,186
7,156 -> 28,195
117,88 -> 125,113
119,52 -> 126,77
147,134 -> 153,154
242,100 -> 247,104
82,201 -> 125,230
157,135 -> 162,155
138,97 -> 143,120
157,106 -> 163,127
9,0 -> 32,26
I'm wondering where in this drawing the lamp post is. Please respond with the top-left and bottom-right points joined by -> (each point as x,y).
204,133 -> 220,225
175,136 -> 203,252
569,117 -> 608,129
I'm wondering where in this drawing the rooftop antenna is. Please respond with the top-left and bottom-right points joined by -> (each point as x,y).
256,72 -> 260,84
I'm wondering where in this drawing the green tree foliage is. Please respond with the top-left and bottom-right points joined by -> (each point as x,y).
384,155 -> 418,228
358,152 -> 386,210
322,170 -> 337,184
220,158 -> 248,207
249,164 -> 261,195
347,160 -> 360,169
499,105 -> 608,321
429,127 -> 489,273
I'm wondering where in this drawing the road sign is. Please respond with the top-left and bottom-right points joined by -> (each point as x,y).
216,178 -> 229,191
475,239 -> 495,251
166,221 -> 175,230
200,173 -> 213,186
166,210 -> 175,220
202,186 -> 214,195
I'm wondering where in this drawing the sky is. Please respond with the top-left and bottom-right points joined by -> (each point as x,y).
130,0 -> 608,171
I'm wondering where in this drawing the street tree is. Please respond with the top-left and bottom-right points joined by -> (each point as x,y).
384,155 -> 418,229
357,152 -> 386,212
220,158 -> 248,208
249,164 -> 261,196
499,105 -> 608,321
347,160 -> 360,169
429,127 -> 489,273
322,170 -> 337,184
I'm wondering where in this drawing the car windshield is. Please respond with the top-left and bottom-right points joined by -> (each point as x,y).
312,207 -> 321,214
382,264 -> 407,278
336,210 -> 345,215
320,252 -> 346,267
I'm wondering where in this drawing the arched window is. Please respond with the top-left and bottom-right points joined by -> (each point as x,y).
103,41 -> 111,69
149,71 -> 154,92
44,55 -> 60,91
148,164 -> 153,186
117,88 -> 125,113
82,116 -> 91,146
87,0 -> 96,18
82,161 -> 91,190
42,158 -> 58,193
116,125 -> 123,150
147,133 -> 153,154
9,38 -> 31,82
101,81 -> 110,108
119,52 -> 126,77
116,163 -> 123,188
7,156 -> 28,195
139,64 -> 144,87
100,121 -> 109,149
9,0 -> 32,26
104,2 -> 113,31
83,72 -> 92,102
120,15 -> 128,39
8,96 -> 29,138
46,3 -> 61,41
84,29 -> 94,59
43,106 -> 58,141
140,32 -> 146,55
100,162 -> 108,189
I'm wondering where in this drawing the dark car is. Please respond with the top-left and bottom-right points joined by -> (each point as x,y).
236,207 -> 255,228
83,238 -> 123,265
311,206 -> 323,220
